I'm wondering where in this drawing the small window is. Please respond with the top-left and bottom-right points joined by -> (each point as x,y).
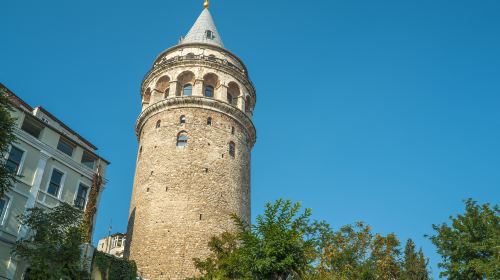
207,117 -> 212,126
177,132 -> 188,148
0,196 -> 9,223
57,137 -> 75,157
156,120 -> 161,128
81,151 -> 96,169
74,183 -> 89,210
227,93 -> 237,105
206,30 -> 214,39
231,126 -> 235,135
204,86 -> 214,98
47,169 -> 64,197
6,146 -> 24,174
21,117 -> 43,138
180,115 -> 186,124
183,84 -> 192,96
229,142 -> 235,158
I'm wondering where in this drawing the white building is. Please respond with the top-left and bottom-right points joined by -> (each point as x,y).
0,83 -> 109,280
97,233 -> 126,258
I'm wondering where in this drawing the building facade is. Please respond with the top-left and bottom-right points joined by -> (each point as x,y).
0,84 -> 109,280
97,233 -> 126,258
125,2 -> 256,279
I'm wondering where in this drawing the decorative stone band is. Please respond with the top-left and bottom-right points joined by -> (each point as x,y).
135,96 -> 257,147
141,54 -> 256,101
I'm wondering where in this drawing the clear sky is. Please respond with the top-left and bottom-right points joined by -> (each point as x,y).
1,0 -> 499,277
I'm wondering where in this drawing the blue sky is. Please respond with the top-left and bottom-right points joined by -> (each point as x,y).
1,0 -> 499,277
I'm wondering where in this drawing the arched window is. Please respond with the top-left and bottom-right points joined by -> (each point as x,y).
177,132 -> 188,148
204,86 -> 214,98
229,142 -> 235,158
156,120 -> 161,128
180,115 -> 186,124
227,93 -> 234,105
183,84 -> 192,96
207,117 -> 212,126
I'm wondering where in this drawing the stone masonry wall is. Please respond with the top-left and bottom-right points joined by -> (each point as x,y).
126,106 -> 251,279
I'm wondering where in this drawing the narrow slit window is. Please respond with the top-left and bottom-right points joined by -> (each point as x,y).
156,120 -> 161,128
207,117 -> 212,126
229,142 -> 235,158
177,132 -> 188,148
180,115 -> 186,124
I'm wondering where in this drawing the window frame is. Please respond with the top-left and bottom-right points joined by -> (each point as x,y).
180,115 -> 186,124
21,116 -> 44,139
0,194 -> 12,226
81,150 -> 96,170
57,136 -> 75,157
206,30 -> 214,39
229,142 -> 236,158
204,85 -> 214,98
73,181 -> 90,211
156,120 -> 161,129
183,84 -> 193,96
207,117 -> 212,126
45,167 -> 66,199
5,144 -> 27,176
176,131 -> 188,148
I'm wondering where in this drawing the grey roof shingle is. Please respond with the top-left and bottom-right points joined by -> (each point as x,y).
180,8 -> 224,48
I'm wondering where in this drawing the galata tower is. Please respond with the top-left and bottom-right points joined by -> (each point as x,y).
124,1 -> 256,279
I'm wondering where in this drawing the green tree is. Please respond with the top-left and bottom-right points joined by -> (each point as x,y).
0,89 -> 17,198
369,233 -> 401,279
13,203 -> 89,280
428,199 -> 500,280
194,199 -> 317,280
402,239 -> 430,280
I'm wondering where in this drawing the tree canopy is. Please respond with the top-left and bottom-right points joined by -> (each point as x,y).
192,199 -> 430,280
0,89 -> 17,198
13,203 -> 89,280
428,199 -> 500,280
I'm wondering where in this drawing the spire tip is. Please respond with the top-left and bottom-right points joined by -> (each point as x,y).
204,0 -> 209,9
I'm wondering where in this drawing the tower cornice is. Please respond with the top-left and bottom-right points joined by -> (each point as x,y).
135,96 -> 257,147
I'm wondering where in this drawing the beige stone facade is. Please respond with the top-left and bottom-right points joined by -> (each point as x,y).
125,6 -> 256,280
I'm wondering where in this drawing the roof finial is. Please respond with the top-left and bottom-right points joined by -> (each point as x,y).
204,0 -> 209,9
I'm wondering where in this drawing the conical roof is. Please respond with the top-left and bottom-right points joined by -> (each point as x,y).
180,8 -> 224,47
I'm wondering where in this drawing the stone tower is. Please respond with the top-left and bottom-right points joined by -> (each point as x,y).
125,2 -> 256,279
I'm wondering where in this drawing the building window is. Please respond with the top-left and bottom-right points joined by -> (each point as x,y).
0,196 -> 9,224
6,146 -> 24,174
177,132 -> 188,148
227,93 -> 234,105
74,183 -> 89,210
204,86 -> 214,98
164,88 -> 170,98
57,137 -> 75,157
229,142 -> 235,158
183,84 -> 192,96
47,169 -> 64,197
81,151 -> 96,169
231,126 -> 235,135
180,115 -> 186,124
156,120 -> 161,128
206,30 -> 214,39
21,117 -> 43,138
207,117 -> 212,126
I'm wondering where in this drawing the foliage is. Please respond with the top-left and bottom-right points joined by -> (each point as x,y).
13,203 -> 89,280
94,251 -> 138,280
193,199 -> 317,280
428,199 -> 500,279
83,167 -> 103,243
193,199 -> 431,280
0,89 -> 17,198
402,239 -> 430,280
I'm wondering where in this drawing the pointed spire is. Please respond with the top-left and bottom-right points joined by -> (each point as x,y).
204,0 -> 209,9
180,5 -> 224,48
